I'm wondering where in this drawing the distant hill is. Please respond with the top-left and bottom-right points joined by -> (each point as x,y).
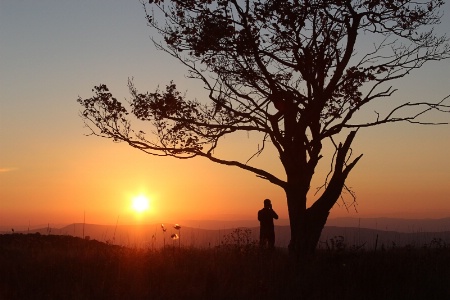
4,221 -> 450,250
172,217 -> 450,232
326,217 -> 450,233
3,217 -> 450,233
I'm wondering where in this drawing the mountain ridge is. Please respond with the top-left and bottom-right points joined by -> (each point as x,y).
3,216 -> 450,232
4,220 -> 450,250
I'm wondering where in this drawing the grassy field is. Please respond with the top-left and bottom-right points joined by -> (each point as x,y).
1,232 -> 449,300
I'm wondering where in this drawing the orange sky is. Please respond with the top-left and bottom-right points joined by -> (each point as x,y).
1,1 -> 450,229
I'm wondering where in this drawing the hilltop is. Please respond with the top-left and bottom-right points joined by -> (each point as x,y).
3,217 -> 450,250
1,232 -> 450,299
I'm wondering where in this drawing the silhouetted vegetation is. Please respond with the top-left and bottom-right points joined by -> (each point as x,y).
1,233 -> 449,299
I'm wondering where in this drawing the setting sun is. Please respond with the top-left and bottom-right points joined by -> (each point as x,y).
131,195 -> 150,213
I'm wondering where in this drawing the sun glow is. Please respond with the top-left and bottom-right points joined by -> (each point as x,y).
131,195 -> 150,213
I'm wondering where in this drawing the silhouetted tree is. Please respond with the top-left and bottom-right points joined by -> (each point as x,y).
78,0 -> 450,255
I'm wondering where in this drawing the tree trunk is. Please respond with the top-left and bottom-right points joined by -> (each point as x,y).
287,194 -> 330,256
286,172 -> 346,256
286,131 -> 362,256
284,162 -> 327,255
286,189 -> 303,254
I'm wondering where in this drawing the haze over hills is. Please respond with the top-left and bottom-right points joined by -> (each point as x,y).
179,217 -> 450,232
326,217 -> 450,232
3,217 -> 450,250
3,217 -> 450,232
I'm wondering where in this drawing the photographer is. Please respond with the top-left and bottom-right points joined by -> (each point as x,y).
257,199 -> 279,249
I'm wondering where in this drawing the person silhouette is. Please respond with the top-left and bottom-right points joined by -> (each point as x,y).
258,199 -> 279,249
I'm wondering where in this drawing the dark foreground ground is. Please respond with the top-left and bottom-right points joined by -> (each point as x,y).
1,233 -> 449,300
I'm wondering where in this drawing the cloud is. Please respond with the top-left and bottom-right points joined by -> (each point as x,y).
0,167 -> 17,173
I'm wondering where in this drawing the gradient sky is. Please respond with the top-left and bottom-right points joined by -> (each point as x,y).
1,1 -> 450,229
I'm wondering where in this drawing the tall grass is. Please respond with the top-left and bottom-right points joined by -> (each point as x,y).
1,233 -> 449,300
